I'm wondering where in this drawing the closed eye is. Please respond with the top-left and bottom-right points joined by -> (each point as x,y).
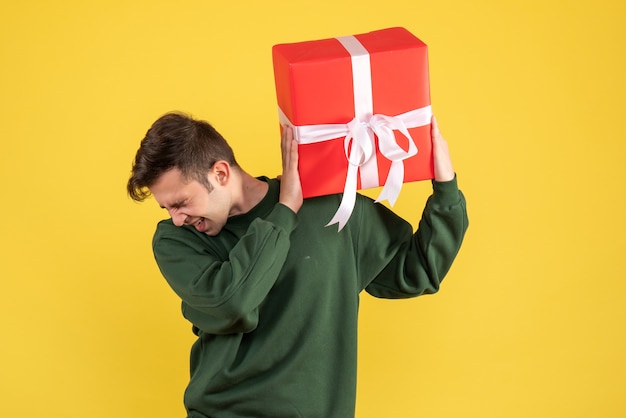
161,199 -> 187,210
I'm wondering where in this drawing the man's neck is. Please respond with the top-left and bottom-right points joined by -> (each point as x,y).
231,172 -> 269,216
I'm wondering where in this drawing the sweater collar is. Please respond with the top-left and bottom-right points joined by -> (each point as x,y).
225,177 -> 279,227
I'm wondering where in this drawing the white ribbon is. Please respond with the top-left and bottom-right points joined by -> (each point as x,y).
278,35 -> 432,230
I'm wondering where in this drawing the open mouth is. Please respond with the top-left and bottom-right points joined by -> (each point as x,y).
192,217 -> 205,232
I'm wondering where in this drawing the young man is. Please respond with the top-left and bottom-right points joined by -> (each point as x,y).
127,112 -> 468,418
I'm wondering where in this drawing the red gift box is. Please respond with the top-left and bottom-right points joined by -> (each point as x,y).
272,27 -> 433,229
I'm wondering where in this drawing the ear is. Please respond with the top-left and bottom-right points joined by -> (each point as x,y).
211,161 -> 230,185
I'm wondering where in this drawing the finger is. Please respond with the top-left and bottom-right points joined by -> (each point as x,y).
281,125 -> 291,165
431,115 -> 441,140
281,125 -> 287,149
282,126 -> 298,173
291,138 -> 299,171
286,126 -> 294,153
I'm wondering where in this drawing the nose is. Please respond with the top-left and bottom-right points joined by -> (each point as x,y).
171,212 -> 187,227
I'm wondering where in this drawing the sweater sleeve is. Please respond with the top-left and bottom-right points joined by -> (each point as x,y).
362,175 -> 468,298
152,203 -> 298,334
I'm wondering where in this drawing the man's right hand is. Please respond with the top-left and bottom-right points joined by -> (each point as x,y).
279,126 -> 303,214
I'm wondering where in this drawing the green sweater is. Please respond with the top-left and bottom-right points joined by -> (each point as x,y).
152,177 -> 468,418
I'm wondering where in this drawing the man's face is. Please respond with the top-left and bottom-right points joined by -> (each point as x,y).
149,167 -> 231,236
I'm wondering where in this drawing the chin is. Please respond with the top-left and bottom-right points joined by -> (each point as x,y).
204,227 -> 222,236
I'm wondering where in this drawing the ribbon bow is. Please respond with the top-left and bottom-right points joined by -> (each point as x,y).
279,105 -> 431,230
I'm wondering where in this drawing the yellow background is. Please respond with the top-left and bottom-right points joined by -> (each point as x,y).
1,0 -> 624,417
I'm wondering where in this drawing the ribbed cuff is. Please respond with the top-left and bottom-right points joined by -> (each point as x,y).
431,174 -> 462,207
265,203 -> 298,234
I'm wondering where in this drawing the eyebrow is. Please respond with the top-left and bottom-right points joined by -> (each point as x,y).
160,199 -> 186,210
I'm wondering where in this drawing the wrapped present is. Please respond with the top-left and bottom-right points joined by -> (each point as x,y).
272,27 -> 433,229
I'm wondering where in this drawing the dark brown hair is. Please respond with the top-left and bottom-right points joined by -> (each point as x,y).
127,112 -> 238,201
